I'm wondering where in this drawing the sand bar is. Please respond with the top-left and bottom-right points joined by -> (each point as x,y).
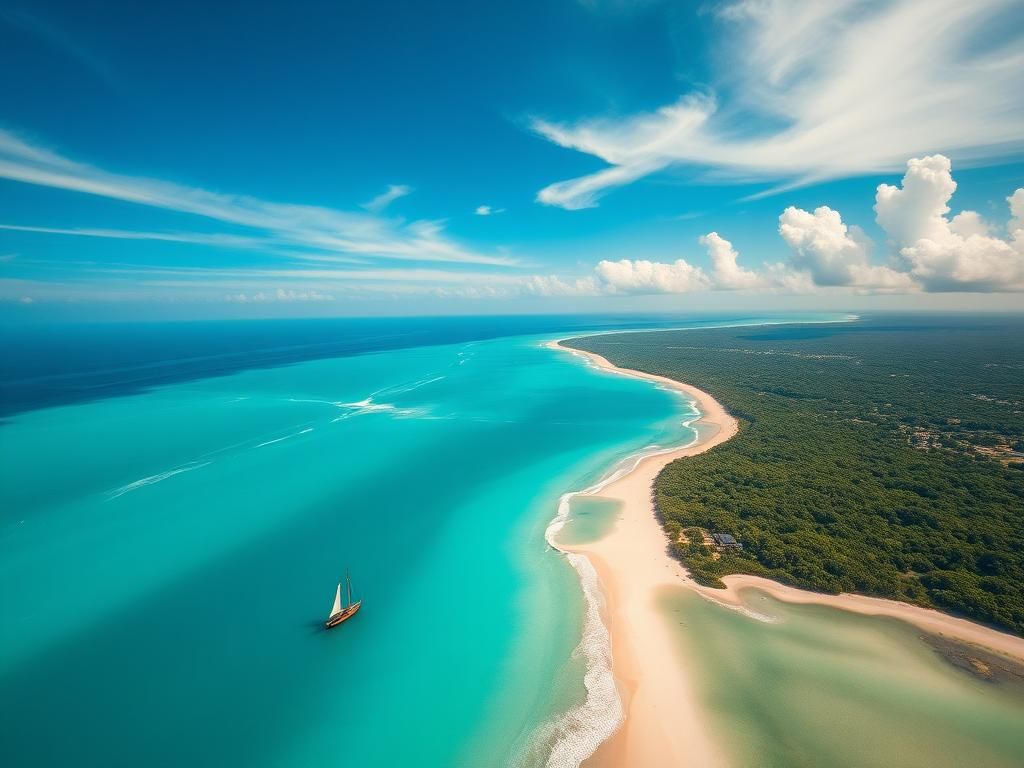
549,337 -> 1024,767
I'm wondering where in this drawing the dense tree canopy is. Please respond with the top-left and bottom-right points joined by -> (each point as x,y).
569,315 -> 1024,635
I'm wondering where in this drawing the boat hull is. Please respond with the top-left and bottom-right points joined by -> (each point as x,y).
325,600 -> 362,629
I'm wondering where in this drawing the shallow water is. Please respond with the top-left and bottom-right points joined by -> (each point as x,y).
555,497 -> 622,546
661,587 -> 1024,768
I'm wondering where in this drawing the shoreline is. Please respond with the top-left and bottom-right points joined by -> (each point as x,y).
546,339 -> 738,768
547,336 -> 1024,767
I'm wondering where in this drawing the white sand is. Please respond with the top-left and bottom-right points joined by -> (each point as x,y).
550,341 -> 736,768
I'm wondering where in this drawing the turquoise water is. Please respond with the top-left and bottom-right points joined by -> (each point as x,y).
555,497 -> 622,546
0,332 -> 694,767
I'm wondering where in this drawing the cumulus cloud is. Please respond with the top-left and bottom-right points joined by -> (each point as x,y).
523,256 -> 710,297
700,232 -> 761,289
778,205 -> 916,291
523,274 -> 601,297
874,155 -> 1024,291
1009,189 -> 1024,235
527,153 -> 1024,296
595,257 -> 711,294
525,230 -> 802,296
474,205 -> 504,216
534,0 -> 1024,209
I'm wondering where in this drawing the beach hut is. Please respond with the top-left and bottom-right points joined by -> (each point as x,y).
712,533 -> 743,550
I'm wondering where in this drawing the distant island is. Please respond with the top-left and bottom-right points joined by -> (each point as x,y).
566,315 -> 1024,636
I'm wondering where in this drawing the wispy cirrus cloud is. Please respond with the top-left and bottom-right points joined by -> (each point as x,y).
0,223 -> 272,249
93,265 -> 527,284
0,264 -> 527,305
362,184 -> 413,213
534,0 -> 1024,209
0,129 -> 513,266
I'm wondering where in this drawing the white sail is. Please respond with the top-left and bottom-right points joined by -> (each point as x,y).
330,583 -> 342,617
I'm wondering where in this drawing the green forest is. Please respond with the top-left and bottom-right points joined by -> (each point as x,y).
568,315 -> 1024,636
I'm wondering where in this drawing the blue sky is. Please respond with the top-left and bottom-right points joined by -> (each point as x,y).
2,0 -> 1023,319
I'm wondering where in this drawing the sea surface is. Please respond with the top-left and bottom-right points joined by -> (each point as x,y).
0,313 -> 824,768
8,312 -> 1018,768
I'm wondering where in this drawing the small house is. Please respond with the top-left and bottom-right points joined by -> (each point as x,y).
712,532 -> 743,550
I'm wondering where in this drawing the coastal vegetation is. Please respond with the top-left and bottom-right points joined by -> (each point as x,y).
568,316 -> 1024,635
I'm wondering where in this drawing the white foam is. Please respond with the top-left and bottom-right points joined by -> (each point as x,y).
252,426 -> 316,449
107,461 -> 211,500
331,399 -> 427,421
254,435 -> 291,448
523,553 -> 623,768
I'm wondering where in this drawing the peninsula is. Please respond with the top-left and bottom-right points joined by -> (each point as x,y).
552,317 -> 1024,766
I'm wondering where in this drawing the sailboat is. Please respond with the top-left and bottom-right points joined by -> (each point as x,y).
325,570 -> 362,629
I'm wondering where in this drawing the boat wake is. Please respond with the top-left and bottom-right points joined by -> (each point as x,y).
331,373 -> 445,420
106,461 -> 211,500
331,398 -> 428,420
253,427 -> 314,448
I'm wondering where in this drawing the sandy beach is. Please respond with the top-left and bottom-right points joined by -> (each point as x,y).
549,338 -> 1024,768
549,340 -> 738,768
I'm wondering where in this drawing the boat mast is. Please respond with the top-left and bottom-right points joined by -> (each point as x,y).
346,568 -> 353,608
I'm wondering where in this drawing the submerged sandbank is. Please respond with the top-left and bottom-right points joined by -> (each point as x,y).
705,575 -> 1024,661
549,337 -> 1024,768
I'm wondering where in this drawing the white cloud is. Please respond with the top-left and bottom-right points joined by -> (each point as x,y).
762,261 -> 816,294
778,205 -> 916,290
226,288 -> 336,303
525,228 -> 824,297
0,223 -> 276,250
0,130 -> 511,266
1009,189 -> 1024,235
526,155 -> 1024,298
594,257 -> 711,294
534,0 -> 1024,208
948,211 -> 990,239
523,257 -> 710,297
522,274 -> 601,297
700,232 -> 761,289
361,184 -> 412,213
474,205 -> 505,216
874,155 -> 1024,291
